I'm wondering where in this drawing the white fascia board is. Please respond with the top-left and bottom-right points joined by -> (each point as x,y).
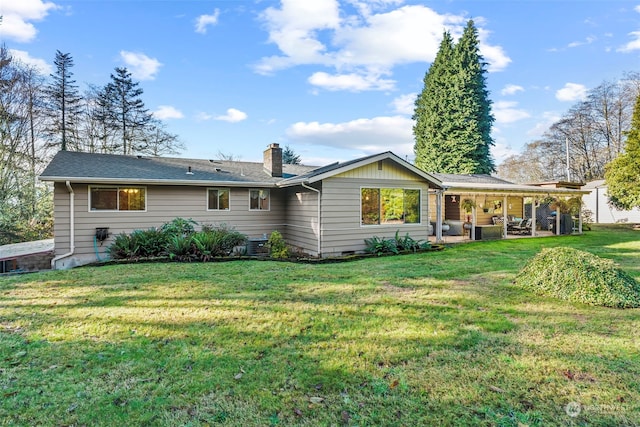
38,176 -> 278,188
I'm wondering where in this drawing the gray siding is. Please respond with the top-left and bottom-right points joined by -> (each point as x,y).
282,184 -> 321,256
320,177 -> 431,257
53,182 -> 288,268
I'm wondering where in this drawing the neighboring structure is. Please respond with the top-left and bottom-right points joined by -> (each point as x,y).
39,144 -> 589,270
0,239 -> 55,274
582,180 -> 640,224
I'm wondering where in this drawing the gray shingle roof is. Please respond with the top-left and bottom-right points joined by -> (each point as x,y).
430,172 -> 514,186
39,151 -> 318,186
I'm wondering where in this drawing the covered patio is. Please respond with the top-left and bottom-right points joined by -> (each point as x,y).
427,174 -> 588,243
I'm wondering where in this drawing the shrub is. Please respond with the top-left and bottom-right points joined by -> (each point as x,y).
394,230 -> 429,252
130,228 -> 167,257
515,247 -> 640,308
108,233 -> 139,259
364,236 -> 399,256
267,230 -> 289,259
160,217 -> 197,237
166,234 -> 195,262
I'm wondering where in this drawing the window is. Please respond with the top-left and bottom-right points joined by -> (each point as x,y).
90,186 -> 146,211
207,188 -> 230,210
249,189 -> 270,210
361,188 -> 420,225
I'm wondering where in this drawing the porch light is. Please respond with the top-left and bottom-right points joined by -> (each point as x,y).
450,195 -> 456,202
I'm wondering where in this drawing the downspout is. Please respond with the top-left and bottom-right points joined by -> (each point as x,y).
301,182 -> 321,257
51,181 -> 75,269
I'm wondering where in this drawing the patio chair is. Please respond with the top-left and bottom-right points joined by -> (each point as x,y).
511,218 -> 532,235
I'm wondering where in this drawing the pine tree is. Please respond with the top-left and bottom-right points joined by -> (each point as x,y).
45,50 -> 82,151
413,20 -> 495,174
282,145 -> 301,164
97,67 -> 152,155
604,92 -> 640,209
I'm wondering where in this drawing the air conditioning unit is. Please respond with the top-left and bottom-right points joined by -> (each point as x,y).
246,238 -> 268,256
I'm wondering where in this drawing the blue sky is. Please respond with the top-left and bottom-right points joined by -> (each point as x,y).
2,0 -> 640,166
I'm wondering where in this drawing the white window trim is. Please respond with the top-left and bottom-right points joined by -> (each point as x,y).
88,185 -> 147,212
249,188 -> 270,211
360,186 -> 422,227
206,187 -> 231,211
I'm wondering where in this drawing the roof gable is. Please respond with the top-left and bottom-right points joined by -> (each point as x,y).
278,151 -> 443,189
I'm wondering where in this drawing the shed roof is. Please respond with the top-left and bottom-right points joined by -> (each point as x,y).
0,239 -> 55,262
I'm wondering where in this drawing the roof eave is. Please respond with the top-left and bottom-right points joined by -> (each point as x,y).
38,176 -> 279,188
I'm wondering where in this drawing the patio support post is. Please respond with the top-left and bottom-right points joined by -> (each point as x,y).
531,198 -> 537,237
471,196 -> 476,241
503,195 -> 508,238
578,196 -> 583,233
435,190 -> 443,243
555,199 -> 561,236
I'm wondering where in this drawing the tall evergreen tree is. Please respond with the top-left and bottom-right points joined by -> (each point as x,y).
413,31 -> 456,173
97,67 -> 152,155
413,20 -> 495,174
45,50 -> 82,151
604,92 -> 640,209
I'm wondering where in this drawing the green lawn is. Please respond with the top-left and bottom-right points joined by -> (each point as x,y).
1,225 -> 639,426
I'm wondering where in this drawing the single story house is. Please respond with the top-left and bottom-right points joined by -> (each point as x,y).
39,144 -> 445,269
582,180 -> 640,224
39,144 -> 588,269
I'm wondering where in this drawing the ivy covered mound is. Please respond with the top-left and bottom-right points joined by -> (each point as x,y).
515,247 -> 640,308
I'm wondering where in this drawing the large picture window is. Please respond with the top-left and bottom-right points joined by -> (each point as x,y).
361,188 -> 420,225
249,189 -> 270,211
90,186 -> 146,211
207,188 -> 230,210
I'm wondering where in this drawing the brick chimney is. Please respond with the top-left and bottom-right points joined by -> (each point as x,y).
263,143 -> 283,177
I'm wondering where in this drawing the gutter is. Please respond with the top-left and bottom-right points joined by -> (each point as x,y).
51,181 -> 75,269
301,182 -> 322,257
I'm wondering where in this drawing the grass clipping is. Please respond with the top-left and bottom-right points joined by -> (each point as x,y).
515,247 -> 640,308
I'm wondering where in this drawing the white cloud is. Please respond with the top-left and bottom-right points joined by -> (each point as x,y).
491,141 -> 520,164
391,93 -> 417,115
555,83 -> 588,102
8,49 -> 52,73
501,84 -> 524,96
527,111 -> 561,137
493,101 -> 530,124
286,115 -> 414,157
153,105 -> 184,120
636,5 -> 640,13
0,0 -> 58,43
119,51 -> 162,80
195,9 -> 220,34
618,31 -> 640,52
567,35 -> 596,48
256,2 -> 510,91
214,108 -> 248,123
308,71 -> 394,91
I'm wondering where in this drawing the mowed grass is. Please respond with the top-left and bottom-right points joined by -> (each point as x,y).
1,225 -> 639,426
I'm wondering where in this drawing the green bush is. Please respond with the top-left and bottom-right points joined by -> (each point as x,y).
130,228 -> 167,257
166,234 -> 194,262
394,230 -> 430,252
515,247 -> 640,308
108,233 -> 139,259
267,230 -> 289,259
364,236 -> 399,256
160,217 -> 197,237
